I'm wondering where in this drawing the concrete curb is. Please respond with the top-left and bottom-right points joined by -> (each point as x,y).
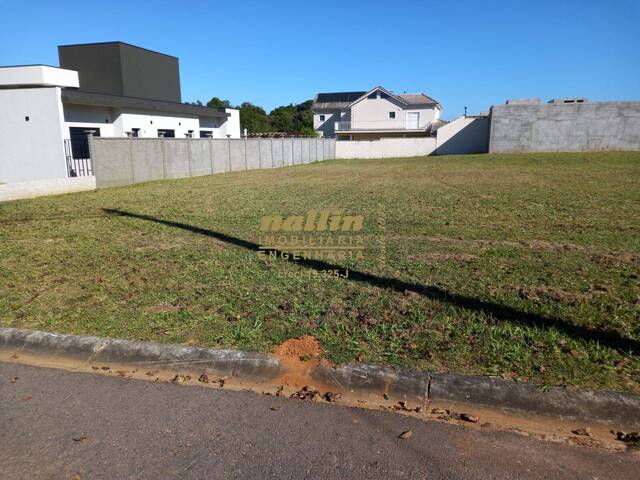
1,327 -> 639,428
0,327 -> 281,381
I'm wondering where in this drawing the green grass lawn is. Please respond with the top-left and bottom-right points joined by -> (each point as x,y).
1,152 -> 639,392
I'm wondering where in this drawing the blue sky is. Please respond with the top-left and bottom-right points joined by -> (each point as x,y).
1,0 -> 638,119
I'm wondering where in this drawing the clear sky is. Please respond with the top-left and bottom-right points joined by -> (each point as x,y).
1,0 -> 638,119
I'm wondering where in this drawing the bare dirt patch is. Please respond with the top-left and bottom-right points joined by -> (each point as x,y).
514,286 -> 606,306
409,253 -> 478,263
272,336 -> 332,391
144,303 -> 182,314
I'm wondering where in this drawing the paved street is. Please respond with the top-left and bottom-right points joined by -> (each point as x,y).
1,362 -> 637,479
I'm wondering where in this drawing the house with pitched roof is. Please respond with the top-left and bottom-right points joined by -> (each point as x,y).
311,86 -> 442,140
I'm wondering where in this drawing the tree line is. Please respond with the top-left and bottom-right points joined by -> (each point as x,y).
189,97 -> 315,137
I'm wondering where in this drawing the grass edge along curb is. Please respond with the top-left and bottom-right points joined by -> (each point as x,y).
1,327 -> 639,428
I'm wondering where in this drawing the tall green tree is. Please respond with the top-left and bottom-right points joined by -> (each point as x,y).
238,102 -> 271,133
206,97 -> 231,108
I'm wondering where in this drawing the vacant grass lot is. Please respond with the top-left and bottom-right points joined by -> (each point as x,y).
1,152 -> 639,392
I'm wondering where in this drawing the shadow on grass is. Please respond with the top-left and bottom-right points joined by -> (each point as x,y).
103,208 -> 639,356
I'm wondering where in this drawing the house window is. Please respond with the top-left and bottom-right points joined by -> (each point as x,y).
200,130 -> 213,138
186,130 -> 194,138
389,112 -> 396,119
69,127 -> 100,160
157,129 -> 175,138
319,115 -> 325,121
132,128 -> 140,137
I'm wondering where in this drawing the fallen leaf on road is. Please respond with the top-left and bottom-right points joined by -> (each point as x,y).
572,428 -> 592,436
460,413 -> 480,423
70,474 -> 81,480
431,408 -> 447,415
172,374 -> 190,384
21,396 -> 32,402
398,430 -> 413,439
198,373 -> 209,384
614,431 -> 640,442
270,406 -> 280,411
291,386 -> 320,401
324,392 -> 342,402
10,376 -> 18,384
72,435 -> 87,442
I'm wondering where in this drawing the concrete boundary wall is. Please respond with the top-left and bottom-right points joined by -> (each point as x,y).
489,101 -> 640,153
0,176 -> 96,203
335,137 -> 437,159
91,137 -> 335,188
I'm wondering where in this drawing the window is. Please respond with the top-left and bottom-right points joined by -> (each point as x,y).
157,129 -> 175,138
200,130 -> 213,138
319,115 -> 325,121
389,112 -> 396,119
69,127 -> 100,160
131,128 -> 140,138
186,130 -> 194,138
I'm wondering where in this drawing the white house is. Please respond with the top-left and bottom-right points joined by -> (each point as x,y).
0,42 -> 240,184
311,86 -> 442,140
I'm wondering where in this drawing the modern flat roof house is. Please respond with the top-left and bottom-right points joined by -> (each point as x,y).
0,42 -> 240,184
311,86 -> 442,140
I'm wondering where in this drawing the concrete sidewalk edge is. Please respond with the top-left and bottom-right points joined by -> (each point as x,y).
1,327 -> 639,428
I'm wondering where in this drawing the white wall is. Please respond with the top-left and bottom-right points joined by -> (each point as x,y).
221,108 -> 240,138
0,65 -> 79,88
0,176 -> 95,202
435,116 -> 489,154
0,87 -> 68,183
64,104 -> 117,137
62,105 -> 240,140
118,110 -> 199,138
335,137 -> 436,159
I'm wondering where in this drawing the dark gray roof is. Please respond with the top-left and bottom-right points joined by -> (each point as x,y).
316,91 -> 366,103
312,91 -> 366,110
312,87 -> 441,111
61,89 -> 229,118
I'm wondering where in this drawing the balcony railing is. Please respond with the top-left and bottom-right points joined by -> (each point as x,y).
335,120 -> 431,131
64,139 -> 93,177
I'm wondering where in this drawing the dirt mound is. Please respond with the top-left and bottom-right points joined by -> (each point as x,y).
272,335 -> 324,361
272,336 -> 332,391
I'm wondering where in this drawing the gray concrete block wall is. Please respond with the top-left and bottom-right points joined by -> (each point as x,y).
292,139 -> 302,165
229,140 -> 246,172
92,137 -> 334,188
211,140 -> 230,174
489,101 -> 640,153
259,139 -> 272,168
272,140 -> 284,168
131,140 -> 163,183
245,140 -> 261,170
189,140 -> 211,177
91,138 -> 133,187
163,140 -> 190,179
282,139 -> 293,166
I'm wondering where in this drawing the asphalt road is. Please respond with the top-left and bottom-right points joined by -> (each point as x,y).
1,363 -> 637,479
